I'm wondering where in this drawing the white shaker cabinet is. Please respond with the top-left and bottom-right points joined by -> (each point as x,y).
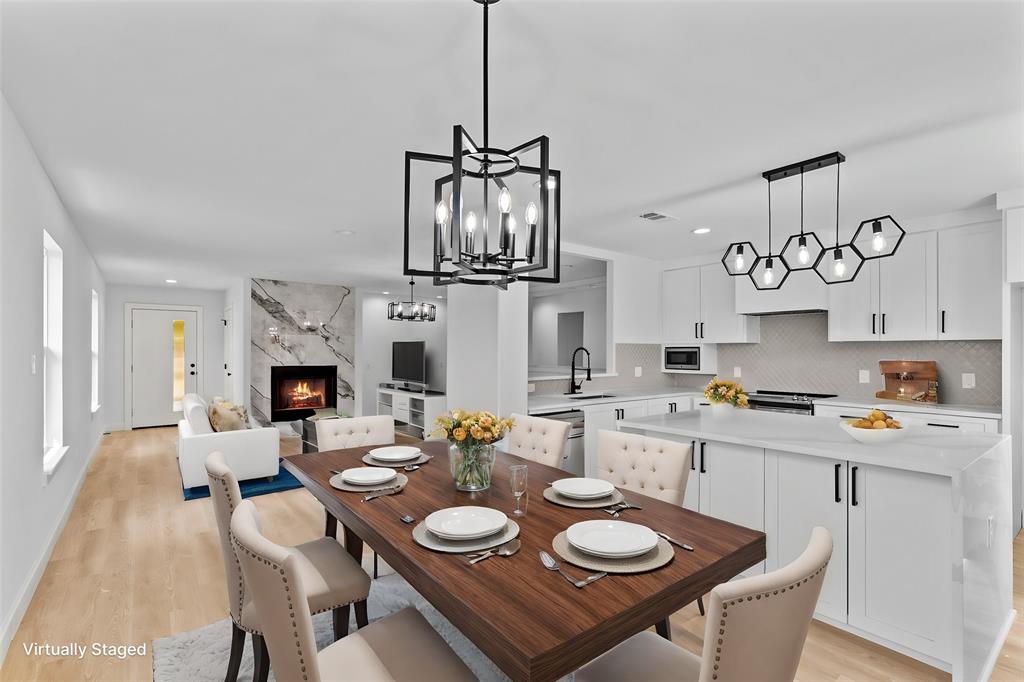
695,440 -> 765,575
767,451 -> 848,623
662,264 -> 759,344
847,463 -> 952,661
828,261 -> 879,341
581,400 -> 648,478
937,222 -> 1002,340
645,395 -> 692,416
735,268 -> 828,315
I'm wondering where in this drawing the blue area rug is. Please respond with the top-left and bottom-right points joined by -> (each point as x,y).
182,459 -> 303,501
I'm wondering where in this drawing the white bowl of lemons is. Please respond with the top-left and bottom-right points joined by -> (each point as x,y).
839,409 -> 907,444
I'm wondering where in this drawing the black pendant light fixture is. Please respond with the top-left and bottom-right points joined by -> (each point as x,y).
748,179 -> 790,290
812,154 -> 864,284
402,0 -> 561,290
851,215 -> 906,261
388,279 -> 436,322
780,169 -> 826,271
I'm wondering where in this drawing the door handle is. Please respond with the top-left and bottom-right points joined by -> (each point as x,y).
699,441 -> 707,473
227,372 -> 233,376
190,363 -> 196,368
690,440 -> 696,470
834,463 -> 842,503
851,466 -> 859,506
699,322 -> 704,339
872,313 -> 876,334
881,313 -> 886,334
941,310 -> 946,333
190,371 -> 196,376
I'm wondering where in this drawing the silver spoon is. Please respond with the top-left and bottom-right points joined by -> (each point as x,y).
538,551 -> 606,588
466,539 -> 522,564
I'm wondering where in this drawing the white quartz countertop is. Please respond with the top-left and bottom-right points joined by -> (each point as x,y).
528,389 -> 703,414
618,408 -> 1008,477
814,396 -> 1001,419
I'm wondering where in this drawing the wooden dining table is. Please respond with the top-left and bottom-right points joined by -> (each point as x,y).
282,440 -> 765,682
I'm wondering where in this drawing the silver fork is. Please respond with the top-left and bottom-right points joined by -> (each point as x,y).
538,551 -> 607,588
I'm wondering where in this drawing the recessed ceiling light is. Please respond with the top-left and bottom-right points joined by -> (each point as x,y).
165,279 -> 177,284
436,295 -> 443,299
335,229 -> 356,236
692,227 -> 711,235
382,291 -> 390,295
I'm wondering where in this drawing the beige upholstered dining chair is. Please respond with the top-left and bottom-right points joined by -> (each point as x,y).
505,413 -> 572,467
231,499 -> 476,682
315,415 -> 396,451
596,429 -> 691,504
205,452 -> 372,682
576,526 -> 833,682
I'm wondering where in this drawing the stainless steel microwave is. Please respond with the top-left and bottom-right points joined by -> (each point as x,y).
664,346 -> 700,371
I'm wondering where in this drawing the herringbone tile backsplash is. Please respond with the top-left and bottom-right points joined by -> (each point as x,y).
531,313 -> 1001,407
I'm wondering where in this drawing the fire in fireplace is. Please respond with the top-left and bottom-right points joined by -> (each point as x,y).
270,365 -> 337,422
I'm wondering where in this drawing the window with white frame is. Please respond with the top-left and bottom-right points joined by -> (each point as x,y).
43,230 -> 65,470
91,289 -> 100,412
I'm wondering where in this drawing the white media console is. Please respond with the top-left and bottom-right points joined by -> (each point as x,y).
376,386 -> 447,439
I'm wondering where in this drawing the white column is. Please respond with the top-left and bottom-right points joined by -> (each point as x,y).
446,282 -> 528,417
998,188 -> 1024,533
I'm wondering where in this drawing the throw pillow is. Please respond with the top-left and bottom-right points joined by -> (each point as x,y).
208,401 -> 250,432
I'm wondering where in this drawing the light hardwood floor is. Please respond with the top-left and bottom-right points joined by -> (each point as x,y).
1,427 -> 1022,681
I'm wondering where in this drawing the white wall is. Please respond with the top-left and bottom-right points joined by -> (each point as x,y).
354,292 -> 447,417
225,277 -> 251,409
104,284 -> 226,430
529,281 -> 607,371
0,94 -> 107,662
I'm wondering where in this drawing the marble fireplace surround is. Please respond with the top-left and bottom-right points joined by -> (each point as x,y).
250,278 -> 356,425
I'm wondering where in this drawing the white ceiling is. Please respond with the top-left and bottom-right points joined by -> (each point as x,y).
3,0 -> 1022,293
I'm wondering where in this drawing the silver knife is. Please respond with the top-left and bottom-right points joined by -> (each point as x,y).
655,531 -> 694,552
363,486 -> 403,501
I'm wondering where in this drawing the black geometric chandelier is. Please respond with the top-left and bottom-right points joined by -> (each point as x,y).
402,0 -> 561,290
388,279 -> 436,322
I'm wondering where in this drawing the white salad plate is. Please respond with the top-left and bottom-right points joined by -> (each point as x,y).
424,506 -> 509,541
339,467 -> 398,486
367,445 -> 423,462
566,520 -> 659,559
551,477 -> 616,500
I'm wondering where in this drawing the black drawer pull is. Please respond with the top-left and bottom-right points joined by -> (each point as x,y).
851,466 -> 859,506
834,463 -> 842,503
699,441 -> 707,473
839,414 -> 861,420
927,422 -> 960,429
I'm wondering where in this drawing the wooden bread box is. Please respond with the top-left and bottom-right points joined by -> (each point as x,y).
876,360 -> 938,403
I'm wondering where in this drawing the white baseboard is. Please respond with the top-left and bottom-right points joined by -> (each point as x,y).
105,422 -> 128,433
0,433 -> 104,666
979,609 -> 1017,682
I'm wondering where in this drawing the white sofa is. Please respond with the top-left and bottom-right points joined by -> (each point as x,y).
177,394 -> 280,489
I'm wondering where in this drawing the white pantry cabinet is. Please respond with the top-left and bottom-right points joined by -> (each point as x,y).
829,232 -> 936,341
848,464 -> 952,660
695,440 -> 765,575
662,264 -> 759,344
767,451 -> 848,623
937,222 -> 1002,340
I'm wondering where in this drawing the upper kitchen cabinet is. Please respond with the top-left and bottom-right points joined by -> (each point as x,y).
736,268 -> 828,315
937,222 -> 1002,340
662,264 -> 759,344
829,231 -> 940,341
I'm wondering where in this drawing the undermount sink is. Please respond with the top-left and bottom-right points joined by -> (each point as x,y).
566,393 -> 616,400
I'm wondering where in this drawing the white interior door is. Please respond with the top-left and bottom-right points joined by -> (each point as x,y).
222,305 -> 234,403
131,307 -> 200,428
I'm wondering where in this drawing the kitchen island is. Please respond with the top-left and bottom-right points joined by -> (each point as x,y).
618,408 -> 1013,682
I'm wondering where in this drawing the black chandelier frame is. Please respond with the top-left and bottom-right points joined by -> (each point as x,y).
388,278 -> 437,322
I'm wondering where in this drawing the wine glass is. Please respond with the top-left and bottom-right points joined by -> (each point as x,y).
510,465 -> 528,517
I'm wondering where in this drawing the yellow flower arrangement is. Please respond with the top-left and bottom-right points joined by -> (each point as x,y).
433,410 -> 515,490
704,377 -> 750,408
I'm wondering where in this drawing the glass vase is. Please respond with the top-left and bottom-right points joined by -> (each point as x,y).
449,442 -> 496,492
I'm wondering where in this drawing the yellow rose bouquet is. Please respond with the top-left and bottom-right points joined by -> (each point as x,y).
433,410 -> 515,491
703,377 -> 749,408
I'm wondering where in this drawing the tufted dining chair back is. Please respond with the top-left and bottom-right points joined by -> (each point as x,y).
596,430 -> 691,504
316,415 -> 395,451
231,500 -> 325,682
698,526 -> 832,682
506,414 -> 571,468
205,451 -> 247,627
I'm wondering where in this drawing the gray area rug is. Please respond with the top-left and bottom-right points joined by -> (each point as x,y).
153,572 -> 519,681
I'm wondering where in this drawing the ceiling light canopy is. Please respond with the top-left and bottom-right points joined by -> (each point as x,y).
403,0 -> 560,290
388,278 -> 436,322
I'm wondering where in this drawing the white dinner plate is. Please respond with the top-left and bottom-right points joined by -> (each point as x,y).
424,506 -> 509,541
566,520 -> 659,559
367,445 -> 423,462
340,467 -> 398,486
551,477 -> 616,500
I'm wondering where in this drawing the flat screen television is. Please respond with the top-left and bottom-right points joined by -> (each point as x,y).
392,341 -> 427,385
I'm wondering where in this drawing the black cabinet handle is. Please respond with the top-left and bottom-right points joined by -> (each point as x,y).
190,371 -> 196,376
839,414 -> 861,419
851,466 -> 859,506
928,422 -> 960,429
690,440 -> 696,470
700,322 -> 704,339
881,313 -> 886,334
834,463 -> 842,503
871,313 -> 876,334
694,322 -> 699,339
941,310 -> 946,333
699,441 -> 707,473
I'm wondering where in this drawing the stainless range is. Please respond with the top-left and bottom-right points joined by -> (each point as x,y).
745,390 -> 838,415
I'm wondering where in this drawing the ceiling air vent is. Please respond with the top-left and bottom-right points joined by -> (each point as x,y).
638,211 -> 673,222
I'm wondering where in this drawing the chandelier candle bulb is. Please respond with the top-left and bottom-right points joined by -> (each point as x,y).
508,214 -> 516,257
465,211 -> 478,254
525,201 -> 538,261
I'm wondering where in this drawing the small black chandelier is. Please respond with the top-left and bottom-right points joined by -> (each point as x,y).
402,0 -> 561,290
388,279 -> 436,322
